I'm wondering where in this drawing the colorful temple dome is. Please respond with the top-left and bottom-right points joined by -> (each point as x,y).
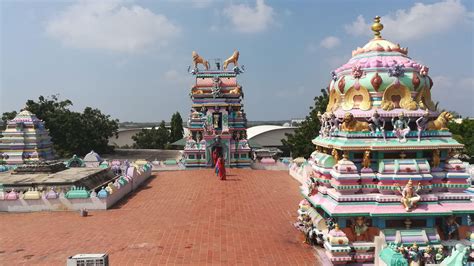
328,16 -> 436,116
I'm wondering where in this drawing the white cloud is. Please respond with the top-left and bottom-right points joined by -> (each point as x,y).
171,0 -> 215,9
344,0 -> 473,41
223,0 -> 275,33
46,0 -> 180,53
320,36 -> 341,49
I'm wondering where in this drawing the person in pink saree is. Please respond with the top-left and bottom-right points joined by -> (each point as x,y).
216,156 -> 226,180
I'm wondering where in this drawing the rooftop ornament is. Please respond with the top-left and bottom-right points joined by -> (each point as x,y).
371,15 -> 383,39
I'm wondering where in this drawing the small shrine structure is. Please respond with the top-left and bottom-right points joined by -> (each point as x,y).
0,109 -> 55,165
182,50 -> 251,167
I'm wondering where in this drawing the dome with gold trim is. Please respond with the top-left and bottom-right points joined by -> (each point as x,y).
327,16 -> 436,117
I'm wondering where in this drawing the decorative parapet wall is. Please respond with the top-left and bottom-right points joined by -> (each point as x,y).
0,163 -> 152,212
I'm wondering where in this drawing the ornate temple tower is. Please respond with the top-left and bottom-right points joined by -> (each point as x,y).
294,17 -> 473,265
182,51 -> 251,168
0,109 -> 55,165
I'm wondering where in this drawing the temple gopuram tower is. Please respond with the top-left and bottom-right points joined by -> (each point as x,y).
294,17 -> 473,265
183,50 -> 251,168
0,109 -> 55,165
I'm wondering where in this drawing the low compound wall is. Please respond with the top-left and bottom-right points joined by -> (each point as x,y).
289,162 -> 312,185
0,164 -> 152,212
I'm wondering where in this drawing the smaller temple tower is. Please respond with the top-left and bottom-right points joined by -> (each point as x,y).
0,109 -> 55,165
183,50 -> 251,168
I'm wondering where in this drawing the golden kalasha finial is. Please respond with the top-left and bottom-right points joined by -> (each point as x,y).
371,16 -> 383,39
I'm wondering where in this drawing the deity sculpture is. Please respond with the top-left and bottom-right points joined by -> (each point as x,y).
392,112 -> 411,143
396,180 -> 421,211
362,150 -> 371,169
352,216 -> 369,241
329,113 -> 342,136
415,110 -> 430,142
432,149 -> 441,169
435,248 -> 444,264
408,243 -> 421,265
332,149 -> 340,162
444,215 -> 460,240
366,110 -> 386,141
423,246 -> 435,264
318,112 -> 330,138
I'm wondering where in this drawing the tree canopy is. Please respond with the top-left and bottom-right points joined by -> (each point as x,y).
1,95 -> 119,157
282,89 -> 329,158
169,112 -> 184,143
448,118 -> 474,163
132,120 -> 170,149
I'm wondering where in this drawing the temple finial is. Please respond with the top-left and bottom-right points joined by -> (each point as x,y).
371,16 -> 383,39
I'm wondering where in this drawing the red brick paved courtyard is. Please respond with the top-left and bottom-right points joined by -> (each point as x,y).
0,169 -> 320,265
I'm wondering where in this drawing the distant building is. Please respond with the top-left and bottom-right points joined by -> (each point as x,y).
109,127 -> 190,148
246,125 -> 296,149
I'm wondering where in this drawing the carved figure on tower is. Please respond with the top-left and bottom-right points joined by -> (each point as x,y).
341,112 -> 369,132
392,112 -> 410,143
415,110 -> 431,142
192,51 -> 210,70
396,180 -> 421,211
223,50 -> 239,70
366,110 -> 386,141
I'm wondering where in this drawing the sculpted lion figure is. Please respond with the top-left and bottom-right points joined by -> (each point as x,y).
192,51 -> 210,70
426,111 -> 453,130
223,50 -> 239,70
229,86 -> 241,94
341,113 -> 370,132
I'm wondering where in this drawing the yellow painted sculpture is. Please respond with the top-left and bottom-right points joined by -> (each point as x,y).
192,51 -> 210,70
341,113 -> 370,132
362,150 -> 371,168
342,86 -> 372,111
223,50 -> 239,70
229,86 -> 242,95
432,149 -> 440,168
332,148 -> 340,162
381,84 -> 417,111
426,111 -> 453,130
192,88 -> 205,95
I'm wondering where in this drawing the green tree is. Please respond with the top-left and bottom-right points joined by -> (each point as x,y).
281,89 -> 329,158
3,95 -> 119,157
169,112 -> 184,143
132,120 -> 170,149
1,111 -> 18,131
448,118 -> 474,163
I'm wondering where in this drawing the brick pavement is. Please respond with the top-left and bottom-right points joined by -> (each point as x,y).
0,169 -> 320,265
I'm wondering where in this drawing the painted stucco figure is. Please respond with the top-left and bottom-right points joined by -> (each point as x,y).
415,110 -> 430,142
366,110 -> 386,141
392,112 -> 410,143
396,180 -> 421,211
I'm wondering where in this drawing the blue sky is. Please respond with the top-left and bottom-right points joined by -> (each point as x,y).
1,0 -> 473,122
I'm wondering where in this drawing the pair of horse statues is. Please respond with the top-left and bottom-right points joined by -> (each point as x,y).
192,50 -> 239,71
